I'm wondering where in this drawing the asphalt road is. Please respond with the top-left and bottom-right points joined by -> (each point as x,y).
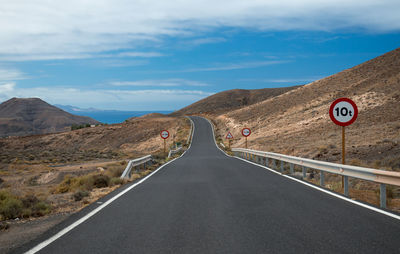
23,116 -> 400,253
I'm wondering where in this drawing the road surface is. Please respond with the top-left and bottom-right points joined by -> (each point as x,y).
21,116 -> 400,253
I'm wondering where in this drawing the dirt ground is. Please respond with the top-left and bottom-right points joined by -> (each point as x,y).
0,213 -> 69,253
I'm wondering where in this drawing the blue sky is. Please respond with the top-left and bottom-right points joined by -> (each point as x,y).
0,0 -> 399,110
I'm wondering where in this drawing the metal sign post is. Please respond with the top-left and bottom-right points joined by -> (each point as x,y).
160,130 -> 170,156
329,98 -> 358,190
241,128 -> 251,149
342,126 -> 345,165
226,131 -> 233,149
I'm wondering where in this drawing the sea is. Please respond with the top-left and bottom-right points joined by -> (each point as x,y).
68,110 -> 173,124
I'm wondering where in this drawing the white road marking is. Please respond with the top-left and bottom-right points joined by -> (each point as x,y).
25,118 -> 195,254
203,116 -> 400,221
235,156 -> 400,221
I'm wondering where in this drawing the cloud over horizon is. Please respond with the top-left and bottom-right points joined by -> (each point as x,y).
0,0 -> 399,61
0,83 -> 214,110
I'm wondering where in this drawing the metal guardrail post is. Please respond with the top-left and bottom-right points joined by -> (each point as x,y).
302,166 -> 306,179
344,176 -> 349,196
265,158 -> 269,167
320,171 -> 325,187
280,161 -> 284,173
290,163 -> 294,174
380,184 -> 386,208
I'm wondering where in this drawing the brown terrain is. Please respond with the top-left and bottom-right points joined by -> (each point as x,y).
0,98 -> 99,137
172,86 -> 300,116
0,112 -> 190,253
177,47 -> 400,211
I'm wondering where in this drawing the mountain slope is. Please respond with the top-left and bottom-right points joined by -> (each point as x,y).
171,86 -> 301,116
0,98 -> 100,137
213,47 -> 400,170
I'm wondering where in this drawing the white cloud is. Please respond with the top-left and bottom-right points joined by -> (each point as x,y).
114,52 -> 165,58
240,77 -> 324,83
0,82 -> 16,93
0,68 -> 28,81
0,0 -> 398,61
0,83 -> 213,110
181,60 -> 289,72
0,52 -> 165,62
110,79 -> 210,87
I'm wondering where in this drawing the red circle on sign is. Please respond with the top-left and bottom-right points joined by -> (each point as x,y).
241,128 -> 251,137
329,98 -> 358,127
160,130 -> 169,139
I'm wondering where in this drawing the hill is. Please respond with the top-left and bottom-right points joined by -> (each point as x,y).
0,97 -> 100,137
213,47 -> 400,171
171,86 -> 300,116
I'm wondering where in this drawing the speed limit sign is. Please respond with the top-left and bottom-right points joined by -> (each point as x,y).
160,130 -> 169,139
329,98 -> 358,126
241,127 -> 251,149
241,128 -> 251,137
329,98 -> 358,192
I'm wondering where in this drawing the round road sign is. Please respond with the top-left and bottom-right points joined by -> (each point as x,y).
241,128 -> 251,137
160,130 -> 170,139
226,132 -> 233,139
329,98 -> 358,127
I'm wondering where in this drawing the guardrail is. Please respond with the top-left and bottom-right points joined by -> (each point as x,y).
232,148 -> 400,209
120,155 -> 153,179
220,142 -> 225,148
168,146 -> 183,158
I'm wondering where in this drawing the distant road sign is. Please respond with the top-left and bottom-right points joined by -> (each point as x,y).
241,128 -> 251,137
160,130 -> 170,139
329,98 -> 358,126
226,132 -> 233,139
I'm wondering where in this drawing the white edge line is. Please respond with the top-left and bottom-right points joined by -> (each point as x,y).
182,116 -> 195,156
26,118 -> 193,254
235,156 -> 400,221
202,116 -> 400,221
202,117 -> 233,157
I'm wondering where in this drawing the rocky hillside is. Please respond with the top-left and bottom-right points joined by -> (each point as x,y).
212,47 -> 400,170
171,86 -> 300,116
0,98 -> 99,137
0,114 -> 189,165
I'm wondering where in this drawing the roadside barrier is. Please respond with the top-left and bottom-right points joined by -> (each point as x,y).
232,148 -> 400,209
120,155 -> 153,179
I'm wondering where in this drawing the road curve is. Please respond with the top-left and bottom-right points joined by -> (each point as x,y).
22,116 -> 400,253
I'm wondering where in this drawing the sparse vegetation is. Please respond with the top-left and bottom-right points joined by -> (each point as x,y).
53,174 -> 110,194
73,190 -> 89,201
0,190 -> 51,220
71,123 -> 91,130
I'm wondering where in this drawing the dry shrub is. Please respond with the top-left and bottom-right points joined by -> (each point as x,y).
0,191 -> 51,220
0,190 -> 23,220
54,173 -> 111,194
73,190 -> 89,201
110,177 -> 124,186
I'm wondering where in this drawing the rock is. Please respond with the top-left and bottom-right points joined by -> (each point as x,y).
292,172 -> 304,180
